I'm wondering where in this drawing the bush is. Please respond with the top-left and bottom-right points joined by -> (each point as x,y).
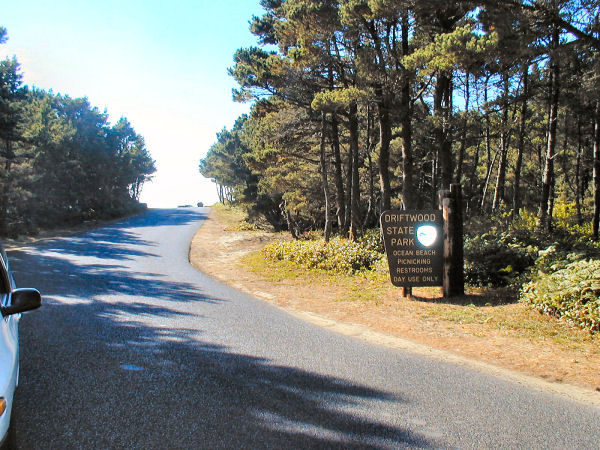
520,258 -> 600,333
358,228 -> 385,253
261,235 -> 384,274
463,205 -> 600,288
464,232 -> 537,287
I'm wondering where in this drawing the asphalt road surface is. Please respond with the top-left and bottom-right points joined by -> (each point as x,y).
7,208 -> 600,449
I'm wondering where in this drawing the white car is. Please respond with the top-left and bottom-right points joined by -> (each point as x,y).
0,248 -> 41,449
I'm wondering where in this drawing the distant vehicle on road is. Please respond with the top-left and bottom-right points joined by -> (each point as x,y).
0,247 -> 41,449
197,202 -> 204,207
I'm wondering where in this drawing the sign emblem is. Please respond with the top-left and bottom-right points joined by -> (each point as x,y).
416,225 -> 438,247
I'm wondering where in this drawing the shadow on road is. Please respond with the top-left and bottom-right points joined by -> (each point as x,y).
16,300 -> 435,449
9,247 -> 215,303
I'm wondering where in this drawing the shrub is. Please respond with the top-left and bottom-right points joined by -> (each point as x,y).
261,235 -> 384,274
463,204 -> 600,288
358,228 -> 385,253
464,232 -> 537,287
520,258 -> 600,333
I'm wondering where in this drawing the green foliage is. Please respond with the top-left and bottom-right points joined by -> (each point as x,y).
464,204 -> 600,332
521,259 -> 600,333
358,228 -> 385,253
200,114 -> 257,204
464,203 -> 600,288
0,37 -> 155,236
23,92 -> 156,229
513,203 -> 600,333
404,24 -> 498,74
261,233 -> 384,274
311,87 -> 370,112
464,232 -> 537,287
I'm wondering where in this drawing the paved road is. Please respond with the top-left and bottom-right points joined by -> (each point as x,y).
7,208 -> 600,449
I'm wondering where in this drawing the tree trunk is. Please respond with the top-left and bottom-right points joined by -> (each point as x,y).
467,136 -> 482,214
330,114 -> 347,235
456,72 -> 469,185
434,71 -> 453,191
593,99 -> 600,239
0,141 -> 11,235
281,200 -> 298,239
481,148 -> 499,213
363,104 -> 376,228
539,26 -> 560,231
344,142 -> 352,234
492,72 -> 510,211
512,65 -> 529,219
575,114 -> 583,225
319,112 -> 332,241
484,75 -> 492,205
400,15 -> 415,209
377,89 -> 392,211
348,101 -> 361,240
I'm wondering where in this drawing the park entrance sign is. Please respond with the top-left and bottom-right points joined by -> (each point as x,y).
380,210 -> 443,287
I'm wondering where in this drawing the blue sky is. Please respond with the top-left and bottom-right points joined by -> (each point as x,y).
0,0 -> 266,207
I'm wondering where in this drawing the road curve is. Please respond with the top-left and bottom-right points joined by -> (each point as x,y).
7,208 -> 600,449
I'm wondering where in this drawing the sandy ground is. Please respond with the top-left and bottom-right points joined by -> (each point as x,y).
190,209 -> 600,406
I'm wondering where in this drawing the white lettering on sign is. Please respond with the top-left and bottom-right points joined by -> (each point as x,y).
384,213 -> 437,223
397,258 -> 431,265
422,276 -> 439,283
396,267 -> 434,274
390,238 -> 415,246
385,226 -> 414,235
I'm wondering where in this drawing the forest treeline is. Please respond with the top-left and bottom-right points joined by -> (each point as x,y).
0,28 -> 155,236
200,0 -> 600,241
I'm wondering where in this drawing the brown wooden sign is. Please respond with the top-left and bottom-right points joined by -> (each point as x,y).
380,210 -> 444,287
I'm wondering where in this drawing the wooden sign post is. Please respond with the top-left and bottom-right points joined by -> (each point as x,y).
440,184 -> 465,297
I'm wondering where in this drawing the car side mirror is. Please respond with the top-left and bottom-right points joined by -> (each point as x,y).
1,288 -> 42,317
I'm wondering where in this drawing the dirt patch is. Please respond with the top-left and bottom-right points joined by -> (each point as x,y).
190,208 -> 600,404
